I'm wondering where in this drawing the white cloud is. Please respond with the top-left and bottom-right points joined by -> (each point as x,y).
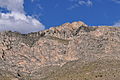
0,0 -> 24,13
0,12 -> 44,33
78,0 -> 93,6
112,0 -> 120,4
113,20 -> 120,27
68,0 -> 93,9
0,0 -> 45,34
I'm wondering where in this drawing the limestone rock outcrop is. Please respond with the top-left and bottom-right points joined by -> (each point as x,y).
0,21 -> 120,80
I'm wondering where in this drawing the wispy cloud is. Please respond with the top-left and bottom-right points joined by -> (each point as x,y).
112,0 -> 120,4
31,0 -> 36,2
0,0 -> 45,34
113,20 -> 120,27
37,4 -> 43,10
68,0 -> 93,9
78,0 -> 93,6
112,0 -> 120,26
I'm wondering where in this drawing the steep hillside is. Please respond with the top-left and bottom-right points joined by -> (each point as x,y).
0,21 -> 120,80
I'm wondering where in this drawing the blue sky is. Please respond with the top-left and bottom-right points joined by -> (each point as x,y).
24,0 -> 120,28
0,0 -> 120,33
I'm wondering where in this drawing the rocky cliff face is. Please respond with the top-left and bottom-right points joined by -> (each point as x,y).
0,21 -> 120,80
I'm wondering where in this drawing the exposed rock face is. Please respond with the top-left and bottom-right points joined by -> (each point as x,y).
0,21 -> 120,80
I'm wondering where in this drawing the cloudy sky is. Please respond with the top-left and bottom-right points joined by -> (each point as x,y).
0,0 -> 120,33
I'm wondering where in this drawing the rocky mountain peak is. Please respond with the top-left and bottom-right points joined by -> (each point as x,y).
61,21 -> 87,29
43,21 -> 89,39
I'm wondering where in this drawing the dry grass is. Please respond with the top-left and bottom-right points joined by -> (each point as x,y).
41,59 -> 120,80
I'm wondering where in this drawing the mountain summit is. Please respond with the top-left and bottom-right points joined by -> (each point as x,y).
0,21 -> 120,80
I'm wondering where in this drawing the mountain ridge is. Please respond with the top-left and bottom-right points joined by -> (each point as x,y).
0,21 -> 120,80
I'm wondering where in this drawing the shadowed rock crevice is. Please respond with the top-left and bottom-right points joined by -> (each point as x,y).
73,26 -> 98,36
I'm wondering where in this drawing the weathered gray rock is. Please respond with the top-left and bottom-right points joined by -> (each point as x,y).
0,21 -> 120,80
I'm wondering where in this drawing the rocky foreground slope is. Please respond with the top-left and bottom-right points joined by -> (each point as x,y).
0,21 -> 120,80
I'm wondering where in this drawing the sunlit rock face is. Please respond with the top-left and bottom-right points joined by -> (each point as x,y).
0,21 -> 120,80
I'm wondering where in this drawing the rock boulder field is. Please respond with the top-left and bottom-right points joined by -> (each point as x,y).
0,21 -> 120,80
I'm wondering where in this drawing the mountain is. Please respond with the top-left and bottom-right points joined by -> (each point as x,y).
0,21 -> 120,80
